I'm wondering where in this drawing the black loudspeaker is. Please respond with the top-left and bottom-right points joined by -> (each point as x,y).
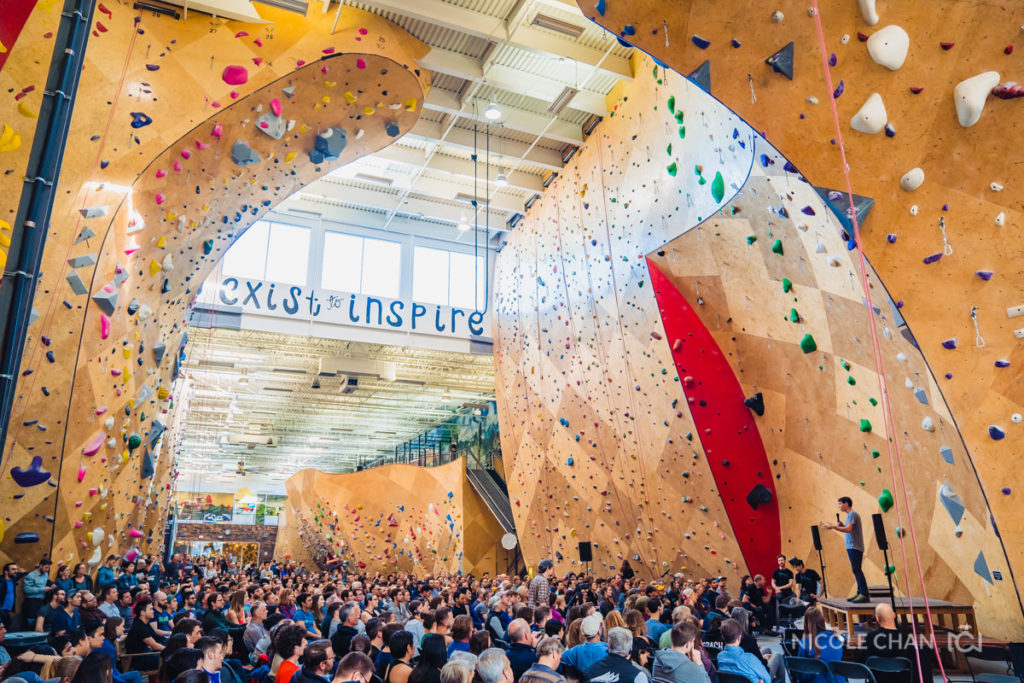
578,542 -> 593,563
872,513 -> 889,551
811,525 -> 822,551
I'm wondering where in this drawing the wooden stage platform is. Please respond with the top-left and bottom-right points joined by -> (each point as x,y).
819,595 -> 977,639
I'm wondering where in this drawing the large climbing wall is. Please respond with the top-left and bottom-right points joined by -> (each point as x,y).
575,0 -> 1024,617
492,50 -> 1024,638
0,5 -> 429,569
278,459 -> 505,576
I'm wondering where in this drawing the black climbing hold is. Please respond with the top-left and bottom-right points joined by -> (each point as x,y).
765,41 -> 795,80
744,392 -> 765,416
746,484 -> 773,510
687,60 -> 711,94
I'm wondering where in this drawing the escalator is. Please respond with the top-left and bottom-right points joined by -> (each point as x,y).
466,466 -> 516,535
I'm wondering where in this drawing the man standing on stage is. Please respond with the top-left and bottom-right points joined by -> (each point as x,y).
821,496 -> 869,603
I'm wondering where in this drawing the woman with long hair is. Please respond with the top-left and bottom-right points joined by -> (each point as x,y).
468,630 -> 491,655
408,634 -> 447,683
623,610 -> 656,653
603,609 -> 626,633
797,606 -> 844,683
71,563 -> 93,595
277,589 -> 295,620
55,564 -> 74,595
226,589 -> 247,626
564,618 -> 584,648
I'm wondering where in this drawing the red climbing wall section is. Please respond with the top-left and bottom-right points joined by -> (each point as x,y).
649,259 -> 780,580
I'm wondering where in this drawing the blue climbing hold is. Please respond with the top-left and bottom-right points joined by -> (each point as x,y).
594,0 -> 605,15
130,112 -> 153,128
15,532 -> 40,544
989,425 -> 1005,440
692,35 -> 711,49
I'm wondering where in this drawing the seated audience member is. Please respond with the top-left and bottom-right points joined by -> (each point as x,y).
582,627 -> 649,683
519,636 -> 565,683
440,660 -> 473,683
333,602 -> 363,658
37,587 -> 66,633
163,649 -> 204,682
274,623 -> 308,683
409,634 -> 448,683
447,615 -> 472,657
470,630 -> 492,656
172,619 -> 203,648
789,559 -> 821,604
865,604 -> 931,683
653,623 -> 710,683
244,601 -> 269,655
715,619 -> 772,683
796,607 -> 844,683
126,597 -> 164,671
506,619 -> 538,682
560,614 -> 607,677
383,631 -> 415,683
202,594 -> 229,633
729,609 -> 783,683
476,648 -> 513,683
195,636 -> 225,683
337,652 -> 377,683
289,638 -> 335,683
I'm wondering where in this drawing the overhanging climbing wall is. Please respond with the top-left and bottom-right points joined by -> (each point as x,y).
493,51 -> 1024,638
278,459 -> 505,576
0,5 -> 429,569
576,0 -> 1024,622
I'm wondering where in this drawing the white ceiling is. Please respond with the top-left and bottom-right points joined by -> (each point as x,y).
278,0 -> 633,236
175,327 -> 496,480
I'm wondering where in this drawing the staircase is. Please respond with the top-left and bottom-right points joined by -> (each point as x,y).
466,466 -> 517,535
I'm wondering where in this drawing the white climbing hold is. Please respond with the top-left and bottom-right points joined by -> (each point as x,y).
901,167 -> 925,191
807,95 -> 819,105
850,93 -> 887,134
1011,413 -> 1022,424
161,254 -> 174,272
995,212 -> 1006,226
858,0 -> 879,25
815,239 -> 827,253
910,205 -> 918,216
896,352 -> 907,362
990,182 -> 1004,192
104,417 -> 114,430
137,304 -> 153,320
771,10 -> 784,22
905,378 -> 914,388
867,25 -> 910,70
922,416 -> 935,432
841,34 -> 850,45
953,71 -> 1000,127
954,525 -> 964,538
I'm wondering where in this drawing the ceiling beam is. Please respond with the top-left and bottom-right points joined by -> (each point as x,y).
371,143 -> 546,193
424,89 -> 582,147
407,119 -> 564,172
352,0 -> 632,82
417,47 -> 608,117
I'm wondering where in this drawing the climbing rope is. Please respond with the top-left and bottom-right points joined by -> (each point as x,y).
808,3 -> 949,681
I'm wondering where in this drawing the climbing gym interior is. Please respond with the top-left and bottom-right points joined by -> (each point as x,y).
1,0 -> 1023,653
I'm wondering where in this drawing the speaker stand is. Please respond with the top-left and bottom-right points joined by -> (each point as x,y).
882,546 -> 897,612
816,546 -> 828,599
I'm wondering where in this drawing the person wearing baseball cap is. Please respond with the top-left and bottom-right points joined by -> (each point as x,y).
527,560 -> 554,608
561,614 -> 608,676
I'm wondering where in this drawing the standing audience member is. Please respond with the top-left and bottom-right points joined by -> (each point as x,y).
505,619 -> 538,682
527,562 -> 553,608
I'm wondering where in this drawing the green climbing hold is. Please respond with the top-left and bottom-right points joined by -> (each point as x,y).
711,171 -> 725,203
667,95 -> 676,113
127,433 -> 142,453
885,564 -> 896,576
869,398 -> 878,406
847,376 -> 856,385
860,419 -> 872,432
679,126 -> 686,139
782,278 -> 793,293
879,488 -> 894,512
771,239 -> 784,255
789,308 -> 800,323
799,333 -> 817,353
871,449 -> 880,459
666,143 -> 672,156
667,162 -> 678,177
840,359 -> 851,371
675,110 -> 684,124
746,236 -> 757,245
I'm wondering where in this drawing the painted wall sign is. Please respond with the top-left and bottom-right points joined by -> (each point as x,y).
214,277 -> 491,340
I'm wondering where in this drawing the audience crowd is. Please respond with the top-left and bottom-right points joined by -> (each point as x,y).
0,553 -> 930,683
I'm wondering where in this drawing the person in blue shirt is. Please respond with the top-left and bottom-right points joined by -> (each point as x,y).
822,497 -> 869,603
96,556 -> 119,592
642,597 -> 670,643
117,561 -> 139,593
0,563 -> 27,629
98,617 -> 143,683
560,614 -> 608,677
55,564 -> 74,596
294,592 -> 322,638
716,619 -> 772,683
51,591 -> 83,636
796,607 -> 844,683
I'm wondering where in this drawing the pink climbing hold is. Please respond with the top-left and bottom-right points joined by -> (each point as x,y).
83,432 -> 105,456
74,521 -> 83,528
992,81 -> 1024,99
211,123 -> 223,137
155,169 -> 166,178
356,57 -> 367,69
95,407 -> 107,415
259,121 -> 269,129
100,313 -> 110,339
180,149 -> 191,159
77,466 -> 87,482
323,47 -> 335,54
254,38 -> 263,47
129,528 -> 144,538
173,160 -> 182,172
270,98 -> 282,116
155,192 -> 165,204
230,91 -> 240,99
252,57 -> 263,66
359,27 -> 368,35
221,65 -> 248,86
297,60 -> 306,67
234,31 -> 249,38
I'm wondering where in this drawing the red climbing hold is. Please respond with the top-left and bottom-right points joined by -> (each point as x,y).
221,65 -> 248,86
940,41 -> 955,50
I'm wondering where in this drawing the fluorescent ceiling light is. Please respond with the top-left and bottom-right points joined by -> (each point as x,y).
531,13 -> 585,38
546,86 -> 579,116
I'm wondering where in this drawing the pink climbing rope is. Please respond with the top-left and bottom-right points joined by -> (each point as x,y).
807,3 -> 949,681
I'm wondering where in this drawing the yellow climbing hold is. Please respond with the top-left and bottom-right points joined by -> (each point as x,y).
0,39 -> 7,54
157,386 -> 170,399
403,97 -> 417,112
123,348 -> 132,359
156,235 -> 166,248
325,81 -> 336,88
0,123 -> 21,153
321,96 -> 331,104
149,260 -> 162,276
285,151 -> 297,163
363,106 -> 375,116
18,101 -> 38,119
299,124 -> 309,133
344,91 -> 358,103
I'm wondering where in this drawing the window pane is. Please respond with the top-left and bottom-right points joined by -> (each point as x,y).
265,223 -> 310,285
322,232 -> 363,292
413,246 -> 449,306
449,251 -> 480,309
221,221 -> 270,280
361,238 -> 401,298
